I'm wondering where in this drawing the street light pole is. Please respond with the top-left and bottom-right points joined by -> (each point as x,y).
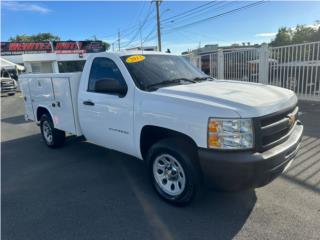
139,21 -> 143,52
118,30 -> 120,51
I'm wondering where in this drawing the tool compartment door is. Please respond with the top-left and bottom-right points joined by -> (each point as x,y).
29,77 -> 55,103
19,77 -> 35,121
51,77 -> 77,134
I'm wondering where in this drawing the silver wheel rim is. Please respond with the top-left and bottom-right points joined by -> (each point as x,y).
153,154 -> 186,196
42,121 -> 53,144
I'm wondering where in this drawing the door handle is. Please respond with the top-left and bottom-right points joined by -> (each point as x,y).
83,100 -> 95,106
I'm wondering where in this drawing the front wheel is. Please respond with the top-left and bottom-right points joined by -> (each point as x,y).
147,138 -> 201,205
40,114 -> 65,148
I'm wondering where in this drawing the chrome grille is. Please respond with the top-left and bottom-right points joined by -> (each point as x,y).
256,106 -> 298,151
1,79 -> 16,92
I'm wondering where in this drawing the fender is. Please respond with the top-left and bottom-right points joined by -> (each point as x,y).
35,104 -> 55,127
138,124 -> 198,160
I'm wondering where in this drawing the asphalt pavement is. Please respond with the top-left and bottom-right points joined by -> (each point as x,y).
1,93 -> 320,240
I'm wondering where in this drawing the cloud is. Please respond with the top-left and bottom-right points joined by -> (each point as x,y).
255,32 -> 277,37
2,2 -> 51,14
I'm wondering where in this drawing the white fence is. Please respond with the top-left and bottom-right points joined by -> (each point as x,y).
188,41 -> 320,101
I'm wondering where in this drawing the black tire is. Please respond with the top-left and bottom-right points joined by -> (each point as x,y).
40,113 -> 65,148
146,138 -> 202,205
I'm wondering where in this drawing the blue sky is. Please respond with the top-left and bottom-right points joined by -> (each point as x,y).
1,1 -> 320,53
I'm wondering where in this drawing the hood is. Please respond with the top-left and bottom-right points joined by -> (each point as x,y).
156,80 -> 297,117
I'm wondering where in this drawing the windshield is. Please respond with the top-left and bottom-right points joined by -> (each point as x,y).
121,54 -> 208,91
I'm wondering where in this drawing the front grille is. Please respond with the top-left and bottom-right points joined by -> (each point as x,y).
1,80 -> 15,92
254,106 -> 298,152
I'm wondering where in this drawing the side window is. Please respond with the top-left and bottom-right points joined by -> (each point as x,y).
88,57 -> 126,92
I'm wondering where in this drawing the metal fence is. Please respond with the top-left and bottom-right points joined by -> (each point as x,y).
268,42 -> 320,100
187,41 -> 320,101
223,48 -> 260,82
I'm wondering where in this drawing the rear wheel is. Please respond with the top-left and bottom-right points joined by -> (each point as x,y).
40,114 -> 65,148
147,138 -> 201,205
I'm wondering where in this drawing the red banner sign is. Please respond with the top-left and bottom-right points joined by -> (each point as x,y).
0,41 -> 106,55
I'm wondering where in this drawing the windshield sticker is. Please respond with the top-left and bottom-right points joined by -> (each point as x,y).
126,55 -> 145,63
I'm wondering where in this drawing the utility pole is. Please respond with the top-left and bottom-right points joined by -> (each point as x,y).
139,21 -> 143,52
112,42 -> 115,52
155,0 -> 162,52
117,30 -> 120,51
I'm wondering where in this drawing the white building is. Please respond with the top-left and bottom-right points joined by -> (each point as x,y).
3,53 -> 87,73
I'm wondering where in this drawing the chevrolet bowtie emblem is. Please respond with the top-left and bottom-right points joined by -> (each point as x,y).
288,113 -> 296,127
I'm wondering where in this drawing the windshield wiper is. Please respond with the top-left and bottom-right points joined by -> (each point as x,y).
193,76 -> 215,81
146,78 -> 196,90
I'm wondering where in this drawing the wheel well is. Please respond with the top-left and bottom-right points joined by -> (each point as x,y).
36,107 -> 50,121
140,125 -> 197,160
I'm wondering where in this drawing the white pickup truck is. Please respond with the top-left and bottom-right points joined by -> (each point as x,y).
20,51 -> 303,204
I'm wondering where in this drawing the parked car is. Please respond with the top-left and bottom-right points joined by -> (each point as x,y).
19,52 -> 303,204
1,77 -> 17,96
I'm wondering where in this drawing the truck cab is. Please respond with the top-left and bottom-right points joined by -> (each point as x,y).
20,51 -> 303,204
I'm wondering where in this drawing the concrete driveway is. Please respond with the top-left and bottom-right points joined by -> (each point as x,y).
1,94 -> 320,240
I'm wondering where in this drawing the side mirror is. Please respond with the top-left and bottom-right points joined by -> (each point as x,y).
94,78 -> 127,97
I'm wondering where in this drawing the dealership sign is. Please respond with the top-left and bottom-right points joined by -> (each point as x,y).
0,41 -> 106,55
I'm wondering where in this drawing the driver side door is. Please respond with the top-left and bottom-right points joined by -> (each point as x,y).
78,57 -> 135,155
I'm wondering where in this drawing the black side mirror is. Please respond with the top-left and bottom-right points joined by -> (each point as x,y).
94,78 -> 127,97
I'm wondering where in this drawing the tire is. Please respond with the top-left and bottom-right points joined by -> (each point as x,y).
40,113 -> 65,148
146,138 -> 202,205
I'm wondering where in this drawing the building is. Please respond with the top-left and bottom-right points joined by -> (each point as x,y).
126,46 -> 158,52
0,41 -> 106,74
182,43 -> 261,56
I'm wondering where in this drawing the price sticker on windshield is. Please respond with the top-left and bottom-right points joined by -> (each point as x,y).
126,55 -> 145,63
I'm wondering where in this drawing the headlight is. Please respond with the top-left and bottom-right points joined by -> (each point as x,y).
208,118 -> 253,149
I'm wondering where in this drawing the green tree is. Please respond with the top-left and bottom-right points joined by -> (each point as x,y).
270,27 -> 292,46
311,27 -> 320,41
270,24 -> 320,46
9,33 -> 60,42
292,25 -> 318,43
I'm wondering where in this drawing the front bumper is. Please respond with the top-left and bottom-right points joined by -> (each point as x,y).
1,86 -> 17,95
198,121 -> 303,191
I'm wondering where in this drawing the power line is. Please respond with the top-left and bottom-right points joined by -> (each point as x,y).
120,1 -> 148,36
124,1 -> 266,50
102,1 -> 151,47
162,1 -> 236,27
142,26 -> 157,44
132,1 -> 214,48
161,1 -> 217,23
164,1 -> 265,33
122,2 -> 154,48
142,1 -> 265,48
138,6 -> 171,48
